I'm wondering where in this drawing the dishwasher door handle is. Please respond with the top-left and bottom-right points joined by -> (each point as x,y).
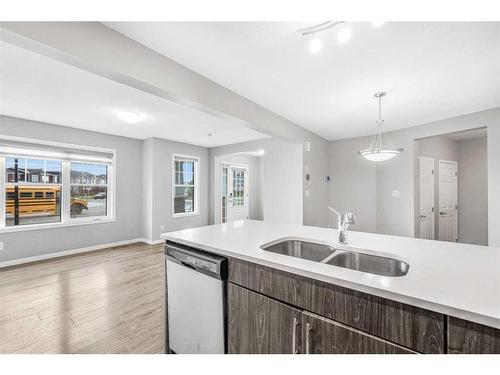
180,261 -> 196,270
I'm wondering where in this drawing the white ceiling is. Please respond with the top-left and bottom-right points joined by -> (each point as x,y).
0,41 -> 268,147
106,22 -> 500,141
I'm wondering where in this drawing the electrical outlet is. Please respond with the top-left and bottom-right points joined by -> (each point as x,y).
305,190 -> 310,198
160,224 -> 165,232
0,242 -> 4,251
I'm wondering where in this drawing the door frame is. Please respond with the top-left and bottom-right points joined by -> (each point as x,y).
217,161 -> 250,224
438,159 -> 458,242
417,156 -> 435,240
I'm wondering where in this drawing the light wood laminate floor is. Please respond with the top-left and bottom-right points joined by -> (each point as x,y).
0,242 -> 165,354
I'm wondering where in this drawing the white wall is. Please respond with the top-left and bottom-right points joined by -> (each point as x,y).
209,137 -> 303,225
328,107 -> 500,246
213,154 -> 263,224
0,115 -> 143,262
458,136 -> 488,245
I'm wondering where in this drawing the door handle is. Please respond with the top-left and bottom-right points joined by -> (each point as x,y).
418,215 -> 426,219
292,317 -> 299,354
305,322 -> 311,354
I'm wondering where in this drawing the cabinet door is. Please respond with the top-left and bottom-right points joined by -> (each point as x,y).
228,283 -> 302,354
448,317 -> 500,354
302,312 -> 414,354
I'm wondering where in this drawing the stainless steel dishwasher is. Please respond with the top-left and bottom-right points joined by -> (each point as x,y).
165,241 -> 228,354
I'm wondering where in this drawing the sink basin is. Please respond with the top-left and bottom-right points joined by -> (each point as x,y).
261,238 -> 409,277
326,251 -> 409,277
261,240 -> 336,262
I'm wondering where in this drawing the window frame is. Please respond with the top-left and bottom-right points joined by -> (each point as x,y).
0,135 -> 116,233
68,161 -> 111,221
172,153 -> 200,218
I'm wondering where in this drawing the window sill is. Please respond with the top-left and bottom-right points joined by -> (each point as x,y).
172,212 -> 200,218
0,217 -> 116,233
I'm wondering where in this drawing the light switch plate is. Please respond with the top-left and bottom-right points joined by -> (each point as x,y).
160,224 -> 165,232
392,190 -> 400,198
305,190 -> 310,197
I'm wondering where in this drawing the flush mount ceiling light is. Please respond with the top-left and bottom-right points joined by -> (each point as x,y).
337,26 -> 352,43
309,36 -> 323,53
359,92 -> 404,162
299,21 -> 351,53
371,21 -> 386,28
115,109 -> 145,123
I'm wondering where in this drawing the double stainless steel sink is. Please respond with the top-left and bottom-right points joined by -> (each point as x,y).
261,239 -> 409,277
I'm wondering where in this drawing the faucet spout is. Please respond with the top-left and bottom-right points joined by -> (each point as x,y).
328,207 -> 356,244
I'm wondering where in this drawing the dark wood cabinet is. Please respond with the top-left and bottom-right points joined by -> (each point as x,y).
448,316 -> 500,354
229,258 -> 444,353
302,312 -> 414,354
227,283 -> 302,354
227,283 -> 414,354
226,257 -> 497,354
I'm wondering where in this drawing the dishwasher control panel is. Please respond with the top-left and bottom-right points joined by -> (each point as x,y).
165,241 -> 228,280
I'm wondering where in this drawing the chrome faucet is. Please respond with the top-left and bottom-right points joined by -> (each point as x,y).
328,207 -> 356,244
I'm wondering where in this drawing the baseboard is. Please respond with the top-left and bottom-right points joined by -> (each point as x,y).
140,238 -> 164,245
0,238 -> 147,269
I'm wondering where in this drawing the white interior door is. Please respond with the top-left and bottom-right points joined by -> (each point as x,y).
418,157 -> 435,240
438,160 -> 458,242
226,165 -> 249,222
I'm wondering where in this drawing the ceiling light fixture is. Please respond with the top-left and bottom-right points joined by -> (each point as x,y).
309,36 -> 323,53
115,109 -> 145,124
299,21 -> 348,53
371,21 -> 385,28
337,27 -> 352,43
359,92 -> 403,162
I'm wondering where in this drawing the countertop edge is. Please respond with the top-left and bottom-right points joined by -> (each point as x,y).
161,234 -> 500,330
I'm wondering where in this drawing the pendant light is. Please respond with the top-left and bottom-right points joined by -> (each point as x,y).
359,92 -> 403,162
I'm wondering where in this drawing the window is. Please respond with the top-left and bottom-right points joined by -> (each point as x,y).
70,162 -> 108,218
4,157 -> 62,227
232,168 -> 245,207
0,138 -> 115,231
173,155 -> 199,216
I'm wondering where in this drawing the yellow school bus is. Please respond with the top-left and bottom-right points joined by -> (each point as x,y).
6,186 -> 88,217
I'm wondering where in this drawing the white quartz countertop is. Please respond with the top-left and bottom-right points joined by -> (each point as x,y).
161,220 -> 500,329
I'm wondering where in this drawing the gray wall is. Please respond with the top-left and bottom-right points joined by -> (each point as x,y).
328,107 -> 500,246
0,115 -> 143,262
303,138 -> 330,228
142,138 -> 154,241
488,121 -> 500,246
414,136 -> 459,237
458,136 -> 488,245
145,137 -> 210,242
328,136 -> 377,233
213,153 -> 263,223
209,137 -> 303,226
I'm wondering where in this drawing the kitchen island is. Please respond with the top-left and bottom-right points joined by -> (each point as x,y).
161,220 -> 500,354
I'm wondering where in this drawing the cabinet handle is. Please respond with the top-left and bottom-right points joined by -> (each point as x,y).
305,322 -> 311,354
292,317 -> 299,354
